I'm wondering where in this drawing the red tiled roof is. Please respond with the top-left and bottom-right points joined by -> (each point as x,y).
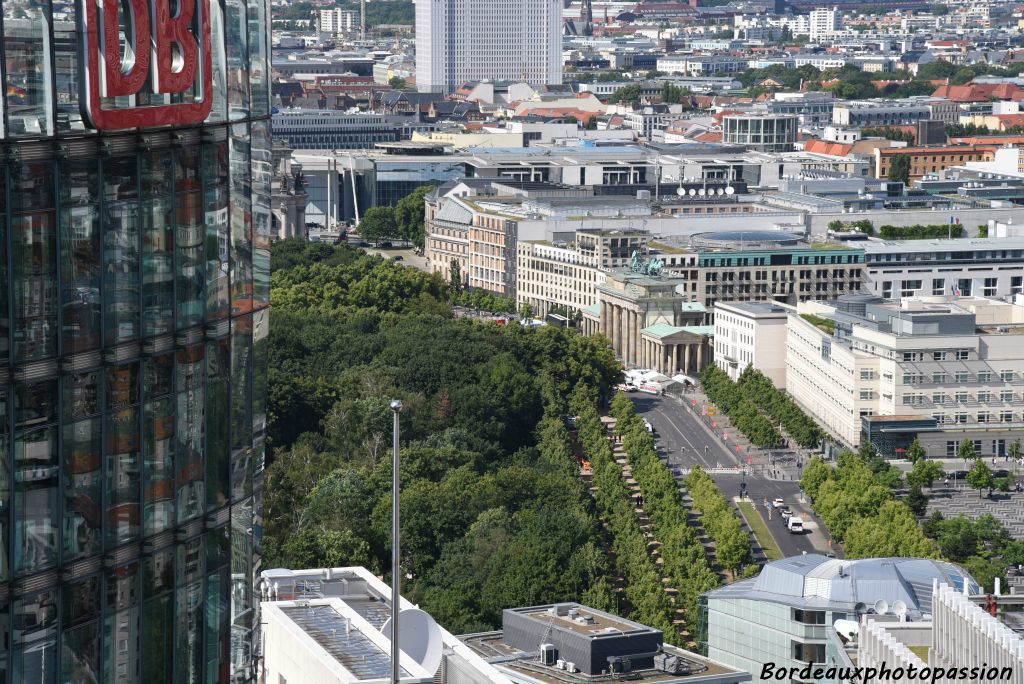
803,139 -> 853,156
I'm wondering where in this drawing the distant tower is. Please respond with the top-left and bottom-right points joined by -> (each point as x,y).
581,0 -> 594,35
360,0 -> 366,40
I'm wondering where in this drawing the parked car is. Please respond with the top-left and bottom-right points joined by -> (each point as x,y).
779,507 -> 792,520
787,516 -> 804,534
392,255 -> 403,261
772,498 -> 784,509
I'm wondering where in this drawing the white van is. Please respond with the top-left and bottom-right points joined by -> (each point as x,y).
787,516 -> 804,534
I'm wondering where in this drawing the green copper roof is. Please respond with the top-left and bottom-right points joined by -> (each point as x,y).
582,302 -> 601,316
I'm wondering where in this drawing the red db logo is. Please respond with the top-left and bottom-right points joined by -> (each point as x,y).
81,0 -> 213,129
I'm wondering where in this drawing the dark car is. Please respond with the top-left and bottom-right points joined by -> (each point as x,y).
392,255 -> 404,261
380,241 -> 393,248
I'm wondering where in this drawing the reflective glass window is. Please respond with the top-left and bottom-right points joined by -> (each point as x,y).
3,0 -> 54,137
206,337 -> 230,510
60,204 -> 102,352
61,575 -> 101,682
203,141 -> 230,321
105,404 -> 140,547
52,0 -> 86,133
14,380 -> 58,575
63,418 -> 102,562
142,151 -> 175,337
144,396 -> 175,535
248,0 -> 270,117
12,211 -> 58,361
176,345 -> 205,523
12,588 -> 58,683
104,561 -> 140,683
104,203 -> 141,345
0,390 -> 8,581
143,547 -> 175,684
225,0 -> 250,118
230,500 -> 253,675
251,121 -> 271,308
177,192 -> 206,329
230,316 -> 252,502
229,124 -> 253,315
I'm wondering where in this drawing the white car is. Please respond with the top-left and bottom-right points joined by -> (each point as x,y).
772,498 -> 784,509
787,516 -> 804,534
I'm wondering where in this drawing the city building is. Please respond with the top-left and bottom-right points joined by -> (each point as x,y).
874,145 -> 996,182
786,295 -> 1024,452
832,100 -> 956,128
809,7 -> 841,42
317,8 -> 359,36
260,566 -> 515,684
0,0 -> 272,680
703,555 -> 980,684
462,602 -> 751,684
516,229 -> 649,318
271,109 -> 434,150
856,583 -> 1024,684
861,238 -> 1024,301
722,114 -> 798,153
415,0 -> 563,93
713,301 -> 792,387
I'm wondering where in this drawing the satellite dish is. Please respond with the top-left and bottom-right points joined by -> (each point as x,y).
854,602 -> 867,616
688,188 -> 696,196
725,186 -> 735,195
381,608 -> 444,675
833,619 -> 860,642
874,599 -> 889,615
892,600 -> 908,619
676,186 -> 686,196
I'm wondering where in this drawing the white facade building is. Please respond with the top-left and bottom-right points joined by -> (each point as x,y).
317,8 -> 359,35
857,584 -> 1024,684
808,7 -> 840,42
786,295 -> 1024,450
415,0 -> 563,93
862,238 -> 1024,301
714,301 -> 791,388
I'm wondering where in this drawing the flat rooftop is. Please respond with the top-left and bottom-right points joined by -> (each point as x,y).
460,631 -> 746,684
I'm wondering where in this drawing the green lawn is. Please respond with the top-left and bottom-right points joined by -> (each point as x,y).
737,501 -> 783,562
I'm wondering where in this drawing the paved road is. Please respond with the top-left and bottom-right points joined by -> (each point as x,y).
629,392 -> 839,559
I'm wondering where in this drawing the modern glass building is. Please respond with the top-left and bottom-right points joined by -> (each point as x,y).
0,0 -> 271,680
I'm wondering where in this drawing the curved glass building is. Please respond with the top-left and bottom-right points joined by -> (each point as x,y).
0,0 -> 271,680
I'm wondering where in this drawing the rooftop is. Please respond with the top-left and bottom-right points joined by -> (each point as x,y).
706,555 -> 980,619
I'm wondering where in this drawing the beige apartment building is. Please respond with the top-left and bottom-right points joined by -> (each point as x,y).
786,295 -> 1024,455
517,230 -> 648,318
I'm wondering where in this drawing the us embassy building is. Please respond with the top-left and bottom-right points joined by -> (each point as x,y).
0,0 -> 271,679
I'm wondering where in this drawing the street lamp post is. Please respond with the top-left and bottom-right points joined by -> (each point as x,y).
390,399 -> 403,684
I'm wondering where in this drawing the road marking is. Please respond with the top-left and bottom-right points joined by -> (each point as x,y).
649,402 -> 716,468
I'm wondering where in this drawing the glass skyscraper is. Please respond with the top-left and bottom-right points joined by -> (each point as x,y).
0,0 -> 271,679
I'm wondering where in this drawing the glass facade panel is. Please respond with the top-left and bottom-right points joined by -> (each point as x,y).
0,0 -> 270,678
4,0 -> 54,137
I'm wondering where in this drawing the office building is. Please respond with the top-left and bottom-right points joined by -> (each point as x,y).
832,100 -> 957,128
0,0 -> 272,680
703,555 -> 980,684
722,114 -> 798,153
862,238 -> 1024,302
786,295 -> 1024,452
713,302 -> 792,388
260,566 -> 514,684
415,0 -> 563,93
271,109 -> 433,150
